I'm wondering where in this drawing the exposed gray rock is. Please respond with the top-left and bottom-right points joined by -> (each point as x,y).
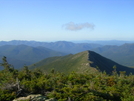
13,94 -> 45,101
13,94 -> 57,101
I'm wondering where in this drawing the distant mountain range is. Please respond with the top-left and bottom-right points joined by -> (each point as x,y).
0,45 -> 66,69
92,43 -> 134,66
29,51 -> 134,74
0,40 -> 134,69
0,40 -> 102,54
73,40 -> 134,45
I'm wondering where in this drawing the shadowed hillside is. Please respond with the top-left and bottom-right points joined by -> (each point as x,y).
88,51 -> 134,74
30,51 -> 134,74
92,43 -> 134,66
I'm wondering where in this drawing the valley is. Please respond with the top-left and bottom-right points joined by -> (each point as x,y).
0,40 -> 134,70
0,40 -> 134,101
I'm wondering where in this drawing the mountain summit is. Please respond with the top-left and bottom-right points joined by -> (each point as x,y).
30,51 -> 134,74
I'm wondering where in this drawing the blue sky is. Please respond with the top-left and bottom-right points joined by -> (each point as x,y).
0,0 -> 134,41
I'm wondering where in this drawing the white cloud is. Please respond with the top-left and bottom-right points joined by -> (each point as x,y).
63,22 -> 95,31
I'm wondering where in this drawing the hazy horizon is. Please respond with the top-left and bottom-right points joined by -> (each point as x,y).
0,0 -> 134,41
0,39 -> 134,44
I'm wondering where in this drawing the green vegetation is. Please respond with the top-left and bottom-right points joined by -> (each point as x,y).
1,56 -> 134,101
29,51 -> 95,74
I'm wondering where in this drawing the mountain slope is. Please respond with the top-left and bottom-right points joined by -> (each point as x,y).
29,51 -> 94,74
92,43 -> 134,66
0,45 -> 66,69
29,51 -> 134,74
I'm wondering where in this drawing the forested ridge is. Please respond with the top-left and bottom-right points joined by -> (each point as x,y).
1,57 -> 134,101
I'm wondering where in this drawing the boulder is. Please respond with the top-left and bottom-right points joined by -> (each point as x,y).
13,94 -> 46,101
13,94 -> 57,101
